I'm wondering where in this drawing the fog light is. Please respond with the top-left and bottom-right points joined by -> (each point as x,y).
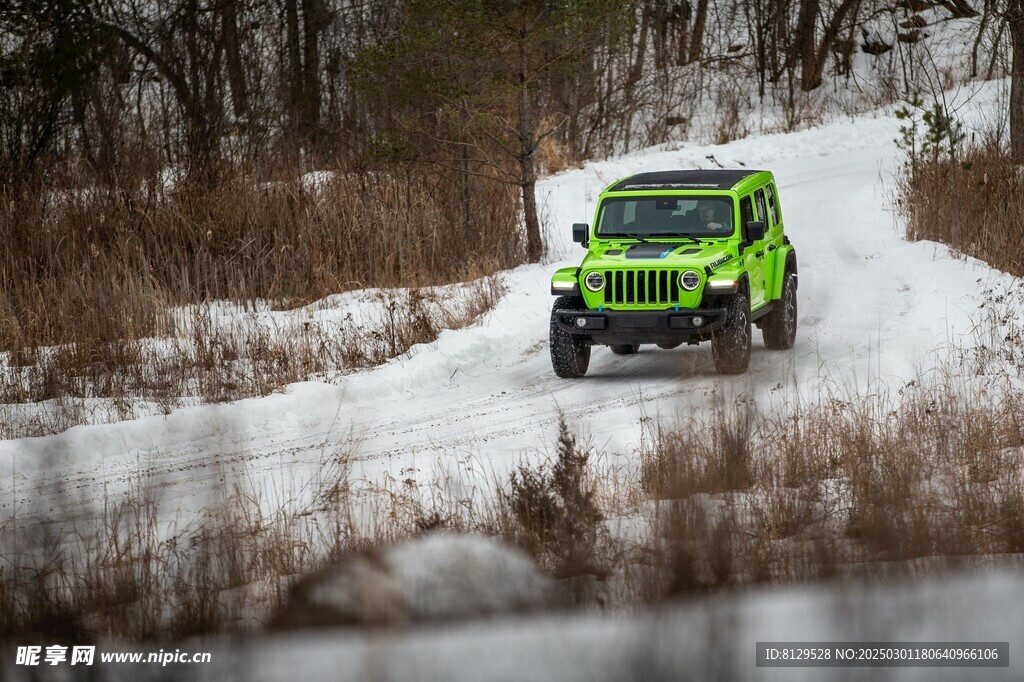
692,316 -> 704,327
575,317 -> 587,328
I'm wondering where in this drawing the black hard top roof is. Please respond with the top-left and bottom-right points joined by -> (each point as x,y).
608,169 -> 764,192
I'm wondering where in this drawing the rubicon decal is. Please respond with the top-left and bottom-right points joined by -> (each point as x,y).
709,253 -> 733,268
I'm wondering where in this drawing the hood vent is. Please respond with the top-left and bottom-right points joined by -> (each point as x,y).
625,244 -> 683,259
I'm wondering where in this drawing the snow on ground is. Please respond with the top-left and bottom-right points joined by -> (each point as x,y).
2,79 -> 1017,537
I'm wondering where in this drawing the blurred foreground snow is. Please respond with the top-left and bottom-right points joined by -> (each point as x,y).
45,568 -> 1016,682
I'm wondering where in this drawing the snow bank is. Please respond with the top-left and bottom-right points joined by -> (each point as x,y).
271,533 -> 552,628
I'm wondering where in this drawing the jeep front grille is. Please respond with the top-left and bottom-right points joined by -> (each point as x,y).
602,269 -> 681,306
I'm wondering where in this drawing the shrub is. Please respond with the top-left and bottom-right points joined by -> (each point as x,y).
505,417 -> 604,579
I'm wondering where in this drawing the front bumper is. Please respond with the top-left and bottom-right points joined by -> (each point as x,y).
552,307 -> 727,345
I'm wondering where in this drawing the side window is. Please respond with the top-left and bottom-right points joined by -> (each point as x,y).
754,189 -> 769,227
766,183 -> 780,224
740,195 -> 754,225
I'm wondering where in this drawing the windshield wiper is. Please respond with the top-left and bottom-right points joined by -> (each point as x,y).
603,232 -> 709,246
671,234 -> 706,245
604,232 -> 652,244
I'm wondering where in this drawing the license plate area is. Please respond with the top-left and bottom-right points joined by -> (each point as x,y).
617,314 -> 661,329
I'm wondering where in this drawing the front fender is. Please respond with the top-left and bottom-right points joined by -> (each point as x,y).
551,267 -> 581,296
703,261 -> 745,295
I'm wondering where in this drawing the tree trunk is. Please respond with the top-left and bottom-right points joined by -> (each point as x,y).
768,0 -> 793,83
518,31 -> 543,262
688,0 -> 708,64
797,0 -> 861,91
222,0 -> 249,120
1010,1 -> 1024,161
674,1 -> 692,67
745,0 -> 766,97
652,0 -> 668,71
460,143 -> 472,246
521,173 -> 542,262
183,0 -> 217,174
88,83 -> 118,183
945,0 -> 980,18
301,0 -> 325,154
795,0 -> 820,90
628,1 -> 651,88
285,0 -> 304,154
808,0 -> 861,90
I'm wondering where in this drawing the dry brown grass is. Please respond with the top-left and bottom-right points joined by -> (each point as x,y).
641,395 -> 755,499
0,162 -> 519,437
536,117 -> 581,175
0,167 -> 521,353
638,376 -> 1024,600
899,143 -> 1024,276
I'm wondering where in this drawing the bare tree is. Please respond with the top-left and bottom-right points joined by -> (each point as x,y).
1008,0 -> 1024,160
793,0 -> 863,91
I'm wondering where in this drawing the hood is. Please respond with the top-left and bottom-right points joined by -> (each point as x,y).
581,241 -> 736,272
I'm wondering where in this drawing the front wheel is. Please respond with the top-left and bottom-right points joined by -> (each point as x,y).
712,291 -> 751,375
549,296 -> 591,378
762,270 -> 797,350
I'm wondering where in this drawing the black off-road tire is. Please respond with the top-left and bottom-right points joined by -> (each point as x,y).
762,270 -> 797,350
609,344 -> 640,355
712,291 -> 752,375
550,296 -> 591,378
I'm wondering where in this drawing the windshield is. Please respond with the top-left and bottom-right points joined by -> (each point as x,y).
596,196 -> 735,238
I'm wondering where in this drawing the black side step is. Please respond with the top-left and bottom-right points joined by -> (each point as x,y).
750,302 -> 773,322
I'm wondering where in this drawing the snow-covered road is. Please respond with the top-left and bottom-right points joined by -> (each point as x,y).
0,88 -> 1014,530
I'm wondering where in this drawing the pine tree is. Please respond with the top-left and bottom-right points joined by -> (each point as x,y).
355,0 -> 629,262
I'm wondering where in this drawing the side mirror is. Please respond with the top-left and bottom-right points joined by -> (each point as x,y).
572,223 -> 589,247
744,220 -> 766,242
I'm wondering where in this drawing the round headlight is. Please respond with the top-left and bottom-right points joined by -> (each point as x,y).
584,271 -> 605,292
679,270 -> 701,291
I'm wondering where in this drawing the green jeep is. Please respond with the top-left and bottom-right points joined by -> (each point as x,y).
549,169 -> 797,377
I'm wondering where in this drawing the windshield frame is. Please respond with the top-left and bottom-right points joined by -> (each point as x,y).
594,192 -> 738,240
